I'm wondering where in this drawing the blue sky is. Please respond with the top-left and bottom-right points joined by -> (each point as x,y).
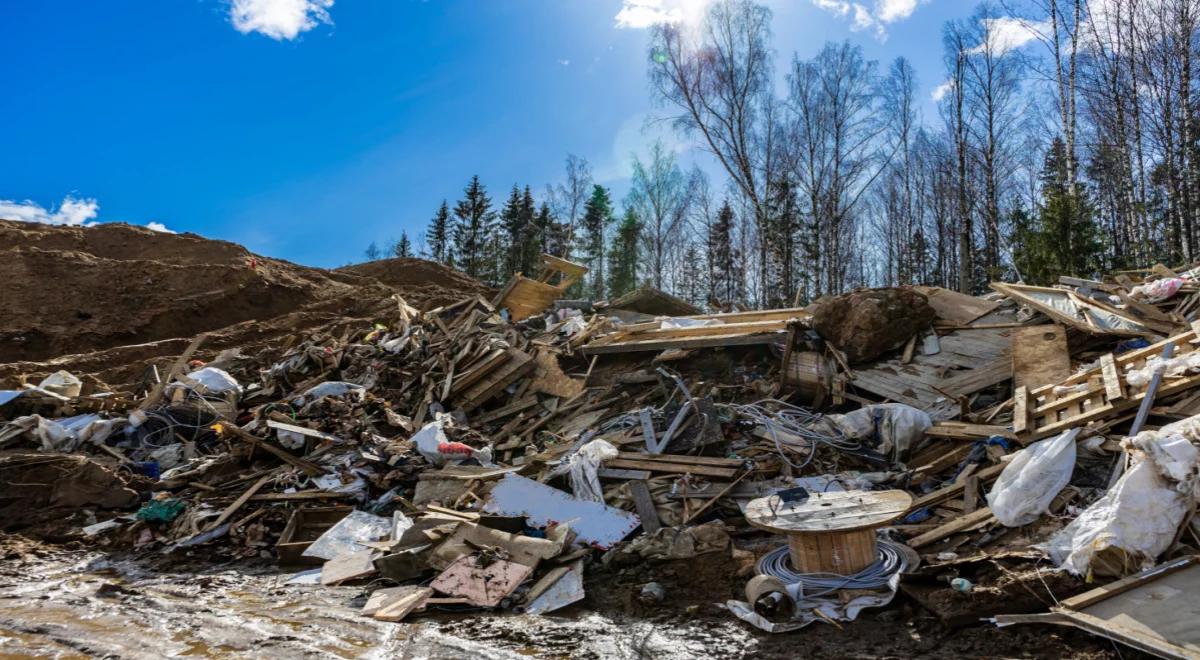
0,0 -> 980,267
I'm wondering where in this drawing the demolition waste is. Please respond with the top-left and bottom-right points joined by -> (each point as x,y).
3,220 -> 1200,657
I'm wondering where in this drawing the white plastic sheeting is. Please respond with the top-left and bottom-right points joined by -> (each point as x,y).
301,510 -> 392,561
179,367 -> 242,396
563,438 -> 618,503
830,403 -> 933,463
483,473 -> 640,549
1039,418 -> 1200,576
987,428 -> 1079,527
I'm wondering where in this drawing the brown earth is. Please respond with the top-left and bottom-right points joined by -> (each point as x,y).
809,287 -> 936,364
0,221 -> 490,390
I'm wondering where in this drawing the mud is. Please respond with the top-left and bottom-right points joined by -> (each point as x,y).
0,538 -> 1132,659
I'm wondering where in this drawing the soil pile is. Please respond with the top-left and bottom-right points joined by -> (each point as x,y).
0,221 -> 488,387
338,257 -> 493,309
809,287 -> 935,363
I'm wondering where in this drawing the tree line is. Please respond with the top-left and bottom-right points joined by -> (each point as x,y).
367,0 -> 1200,310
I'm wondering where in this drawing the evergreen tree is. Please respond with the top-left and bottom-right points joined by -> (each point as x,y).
500,185 -> 526,275
518,186 -> 539,274
364,241 -> 382,262
607,208 -> 641,298
535,202 -> 565,257
577,185 -> 614,298
394,231 -> 412,258
678,241 -> 707,307
707,200 -> 740,307
1013,138 -> 1103,285
426,200 -> 451,264
765,175 -> 800,306
452,176 -> 494,281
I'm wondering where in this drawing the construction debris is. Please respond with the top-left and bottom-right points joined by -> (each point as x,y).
8,238 -> 1200,657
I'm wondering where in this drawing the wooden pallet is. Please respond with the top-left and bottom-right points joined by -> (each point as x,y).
1014,328 -> 1200,440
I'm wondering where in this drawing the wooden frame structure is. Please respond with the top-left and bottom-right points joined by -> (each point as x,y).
1014,326 -> 1200,440
493,254 -> 588,321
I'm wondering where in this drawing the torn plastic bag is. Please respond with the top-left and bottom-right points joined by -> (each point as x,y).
986,428 -> 1079,527
564,438 -> 618,502
829,403 -> 932,463
302,510 -> 393,561
292,381 -> 366,406
4,414 -> 126,452
178,367 -> 242,396
412,414 -> 490,465
38,371 -> 82,398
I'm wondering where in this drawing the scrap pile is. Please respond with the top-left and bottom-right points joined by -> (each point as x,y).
5,253 -> 1200,657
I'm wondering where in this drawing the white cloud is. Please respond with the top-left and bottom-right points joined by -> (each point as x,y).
931,79 -> 954,102
968,17 -> 1050,54
0,196 -> 99,226
230,0 -> 334,41
614,0 -> 711,30
558,58 -> 571,66
810,0 -> 928,39
146,222 -> 177,234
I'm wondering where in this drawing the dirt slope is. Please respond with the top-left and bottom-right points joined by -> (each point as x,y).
0,221 -> 488,385
337,257 -> 493,309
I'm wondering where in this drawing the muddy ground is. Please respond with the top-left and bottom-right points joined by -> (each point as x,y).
0,537 -> 1136,659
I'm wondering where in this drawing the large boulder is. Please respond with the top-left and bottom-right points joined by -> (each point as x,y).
808,287 -> 935,364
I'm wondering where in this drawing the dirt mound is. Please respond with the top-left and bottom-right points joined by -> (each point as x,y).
0,222 -> 489,372
0,454 -> 138,532
809,287 -> 935,364
338,257 -> 494,309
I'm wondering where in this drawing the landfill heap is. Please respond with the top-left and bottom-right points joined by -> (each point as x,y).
5,242 -> 1200,657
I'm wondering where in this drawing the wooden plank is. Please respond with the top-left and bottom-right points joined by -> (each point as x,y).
1013,386 -> 1030,433
1012,325 -> 1070,389
597,468 -> 652,480
582,329 -> 788,355
1059,555 -> 1200,611
1100,353 -> 1125,401
605,458 -> 737,479
907,507 -> 995,548
909,463 -> 1006,510
140,333 -> 208,409
628,480 -> 661,534
207,474 -> 272,531
913,286 -> 1000,325
614,451 -> 744,467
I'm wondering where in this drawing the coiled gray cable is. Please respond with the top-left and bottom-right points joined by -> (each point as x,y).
756,538 -> 908,598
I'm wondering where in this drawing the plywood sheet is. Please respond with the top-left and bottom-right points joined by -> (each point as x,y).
1012,325 -> 1070,389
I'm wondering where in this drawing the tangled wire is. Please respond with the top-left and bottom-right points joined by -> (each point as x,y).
726,399 -> 861,469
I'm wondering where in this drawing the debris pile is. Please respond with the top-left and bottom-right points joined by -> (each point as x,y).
6,239 -> 1200,656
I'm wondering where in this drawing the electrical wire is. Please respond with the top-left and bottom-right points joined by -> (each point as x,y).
756,538 -> 908,599
727,399 -> 862,469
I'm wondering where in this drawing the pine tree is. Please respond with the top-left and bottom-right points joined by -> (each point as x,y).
578,185 -> 613,299
707,201 -> 739,307
1013,138 -> 1103,285
765,175 -> 800,307
394,231 -> 412,258
519,186 -> 539,274
364,241 -> 382,262
426,200 -> 451,264
500,185 -> 526,276
678,241 -> 707,307
452,176 -> 494,281
607,208 -> 641,298
535,202 -> 564,257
